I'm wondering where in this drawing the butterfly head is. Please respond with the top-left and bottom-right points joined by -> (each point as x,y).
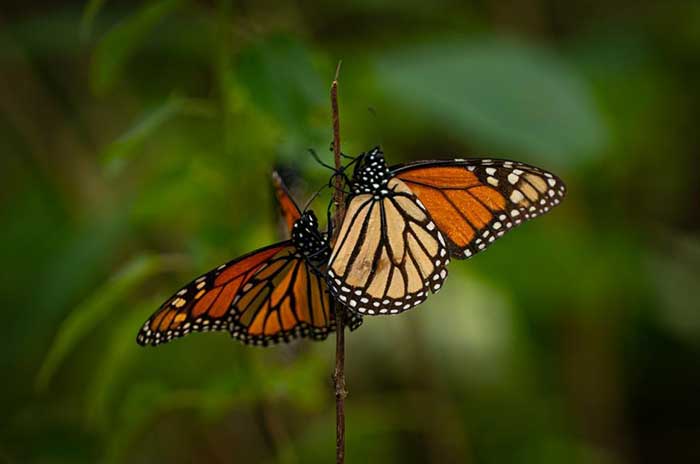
352,146 -> 391,195
292,211 -> 329,261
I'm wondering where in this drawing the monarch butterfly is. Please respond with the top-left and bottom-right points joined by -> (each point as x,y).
327,147 -> 566,316
137,173 -> 361,347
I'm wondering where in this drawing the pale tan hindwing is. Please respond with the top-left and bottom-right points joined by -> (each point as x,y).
328,178 -> 449,315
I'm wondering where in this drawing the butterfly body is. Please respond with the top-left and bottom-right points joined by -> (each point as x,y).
349,148 -> 393,195
290,212 -> 330,267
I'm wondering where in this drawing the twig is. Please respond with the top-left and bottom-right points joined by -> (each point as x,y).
329,60 -> 347,464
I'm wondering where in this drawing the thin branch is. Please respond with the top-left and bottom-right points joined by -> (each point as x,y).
329,60 -> 347,464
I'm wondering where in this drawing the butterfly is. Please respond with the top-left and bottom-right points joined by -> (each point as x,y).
137,172 -> 361,347
327,147 -> 566,316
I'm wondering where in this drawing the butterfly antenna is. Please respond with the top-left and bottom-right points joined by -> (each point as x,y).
302,183 -> 329,213
344,151 -> 364,170
330,139 -> 358,160
308,148 -> 336,172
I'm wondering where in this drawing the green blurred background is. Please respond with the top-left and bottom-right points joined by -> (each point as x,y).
2,0 -> 700,462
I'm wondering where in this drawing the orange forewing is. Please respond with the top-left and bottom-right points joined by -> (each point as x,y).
137,243 -> 291,346
214,246 -> 281,286
397,166 -> 480,188
394,160 -> 566,259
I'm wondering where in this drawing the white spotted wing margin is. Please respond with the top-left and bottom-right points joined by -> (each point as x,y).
137,241 -> 362,348
392,158 -> 567,260
327,177 -> 450,316
136,241 -> 292,347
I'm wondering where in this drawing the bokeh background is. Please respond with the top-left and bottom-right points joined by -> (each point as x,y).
2,0 -> 700,463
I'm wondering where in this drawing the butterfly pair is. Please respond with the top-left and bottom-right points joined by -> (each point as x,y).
136,173 -> 362,346
137,148 -> 566,347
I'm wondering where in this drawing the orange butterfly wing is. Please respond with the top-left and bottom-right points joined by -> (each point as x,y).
137,242 -> 291,346
272,171 -> 302,233
229,256 -> 348,345
139,176 -> 363,347
393,159 -> 566,259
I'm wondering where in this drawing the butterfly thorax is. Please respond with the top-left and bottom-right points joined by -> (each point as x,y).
292,211 -> 330,265
351,147 -> 392,195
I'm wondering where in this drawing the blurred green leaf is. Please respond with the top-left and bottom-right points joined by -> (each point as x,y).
103,382 -> 169,464
236,36 -> 324,130
253,352 -> 328,411
102,97 -> 183,173
375,38 -> 608,166
416,271 -> 515,382
90,0 -> 183,94
650,235 -> 700,344
36,253 -> 186,391
34,215 -> 129,322
101,96 -> 215,174
81,0 -> 107,39
86,298 -> 161,428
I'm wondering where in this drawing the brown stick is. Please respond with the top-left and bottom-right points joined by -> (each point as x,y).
329,60 -> 346,464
